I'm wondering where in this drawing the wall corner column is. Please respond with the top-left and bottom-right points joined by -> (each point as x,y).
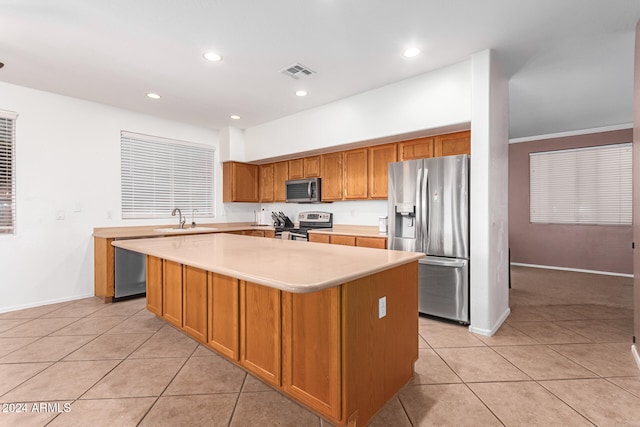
469,49 -> 510,336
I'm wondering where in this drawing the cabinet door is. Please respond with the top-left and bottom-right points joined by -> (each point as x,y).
397,137 -> 435,161
163,260 -> 183,328
240,281 -> 281,386
320,152 -> 343,201
282,287 -> 341,419
368,144 -> 396,199
263,230 -> 276,238
274,161 -> 289,202
304,156 -> 321,178
260,164 -> 275,202
223,162 -> 259,202
146,255 -> 163,316
434,131 -> 471,157
343,148 -> 368,200
183,265 -> 208,342
208,273 -> 239,360
330,235 -> 356,246
356,237 -> 387,249
289,159 -> 304,179
308,233 -> 330,244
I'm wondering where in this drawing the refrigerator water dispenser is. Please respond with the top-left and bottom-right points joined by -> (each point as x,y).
394,202 -> 416,239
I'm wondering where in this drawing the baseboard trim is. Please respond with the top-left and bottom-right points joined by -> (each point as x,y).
633,344 -> 640,372
510,262 -> 633,278
469,306 -> 511,337
0,293 -> 96,314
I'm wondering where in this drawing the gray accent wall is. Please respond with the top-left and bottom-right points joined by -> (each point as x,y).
509,128 -> 633,275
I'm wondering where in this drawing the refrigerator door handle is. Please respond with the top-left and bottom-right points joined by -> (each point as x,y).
422,166 -> 429,249
415,167 -> 423,245
419,257 -> 468,268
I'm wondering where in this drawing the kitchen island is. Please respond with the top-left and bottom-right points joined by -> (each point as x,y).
112,233 -> 423,426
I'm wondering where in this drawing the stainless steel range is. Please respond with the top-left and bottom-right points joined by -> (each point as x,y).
276,211 -> 333,241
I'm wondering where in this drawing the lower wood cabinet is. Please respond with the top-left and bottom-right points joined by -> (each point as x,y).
309,233 -> 388,249
146,255 -> 163,316
163,260 -> 183,328
239,281 -> 282,386
330,235 -> 356,246
208,273 -> 239,360
183,265 -> 207,342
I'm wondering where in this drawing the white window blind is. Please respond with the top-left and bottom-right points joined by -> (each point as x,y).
530,143 -> 632,225
0,110 -> 17,234
121,131 -> 214,219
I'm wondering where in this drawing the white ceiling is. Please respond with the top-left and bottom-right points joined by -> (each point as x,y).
0,0 -> 638,139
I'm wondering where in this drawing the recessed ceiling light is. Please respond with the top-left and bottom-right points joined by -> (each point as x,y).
146,93 -> 161,99
295,90 -> 308,97
230,115 -> 241,120
203,52 -> 223,62
403,47 -> 421,58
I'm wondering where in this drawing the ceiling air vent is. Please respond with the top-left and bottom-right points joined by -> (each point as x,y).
281,63 -> 315,80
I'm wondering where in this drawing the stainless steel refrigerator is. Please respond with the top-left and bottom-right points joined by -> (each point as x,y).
388,154 -> 469,324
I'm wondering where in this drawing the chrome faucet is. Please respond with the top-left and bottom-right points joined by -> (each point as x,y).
171,208 -> 185,229
191,209 -> 198,228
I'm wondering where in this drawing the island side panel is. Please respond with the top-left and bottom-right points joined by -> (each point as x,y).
163,260 -> 183,328
208,272 -> 240,360
183,265 -> 208,343
240,281 -> 282,386
341,261 -> 418,426
282,286 -> 341,420
146,255 -> 163,316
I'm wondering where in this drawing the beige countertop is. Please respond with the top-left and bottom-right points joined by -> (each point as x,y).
111,233 -> 423,294
308,224 -> 388,238
93,222 -> 274,239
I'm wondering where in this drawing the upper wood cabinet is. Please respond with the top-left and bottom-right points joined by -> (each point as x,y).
259,164 -> 274,202
368,143 -> 396,199
289,159 -> 304,179
320,152 -> 343,201
434,130 -> 471,157
223,161 -> 259,202
344,148 -> 368,200
397,137 -> 435,161
304,156 -> 320,178
274,161 -> 289,202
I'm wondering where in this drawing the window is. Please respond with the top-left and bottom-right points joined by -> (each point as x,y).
121,131 -> 214,219
530,143 -> 632,225
0,110 -> 17,234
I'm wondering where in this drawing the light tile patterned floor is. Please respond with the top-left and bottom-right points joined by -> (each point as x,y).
0,266 -> 638,426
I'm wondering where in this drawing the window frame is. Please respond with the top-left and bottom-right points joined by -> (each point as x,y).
120,131 -> 215,220
529,142 -> 632,226
0,109 -> 17,235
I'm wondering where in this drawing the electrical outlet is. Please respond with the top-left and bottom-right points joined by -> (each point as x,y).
56,210 -> 65,220
378,296 -> 386,318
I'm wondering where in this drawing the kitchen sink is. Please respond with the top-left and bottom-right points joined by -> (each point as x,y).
154,227 -> 218,233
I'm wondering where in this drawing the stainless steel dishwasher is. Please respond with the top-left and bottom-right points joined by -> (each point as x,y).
114,241 -> 146,301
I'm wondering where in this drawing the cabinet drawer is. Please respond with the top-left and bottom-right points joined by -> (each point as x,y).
330,235 -> 356,246
356,237 -> 387,249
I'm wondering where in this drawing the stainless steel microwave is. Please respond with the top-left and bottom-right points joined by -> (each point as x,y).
285,178 -> 321,203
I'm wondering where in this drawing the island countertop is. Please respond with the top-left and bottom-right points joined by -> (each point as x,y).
111,233 -> 424,294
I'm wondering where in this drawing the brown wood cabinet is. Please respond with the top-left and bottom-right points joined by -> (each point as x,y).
434,130 -> 471,157
94,237 -> 115,302
397,136 -> 435,161
183,265 -> 208,342
308,233 -> 330,244
223,161 -> 259,202
274,161 -> 289,202
356,236 -> 387,249
208,273 -> 239,360
146,255 -> 163,316
163,260 -> 183,328
309,233 -> 387,249
282,286 -> 341,419
259,164 -> 274,202
288,158 -> 304,179
330,235 -> 356,246
240,281 -> 281,386
343,148 -> 368,199
320,152 -> 343,201
304,156 -> 321,178
368,143 -> 396,199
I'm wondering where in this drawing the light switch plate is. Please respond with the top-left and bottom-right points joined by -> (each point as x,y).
378,296 -> 386,318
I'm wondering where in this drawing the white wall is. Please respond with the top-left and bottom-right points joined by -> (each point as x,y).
0,81 -> 220,312
244,60 -> 472,160
469,50 -> 510,335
